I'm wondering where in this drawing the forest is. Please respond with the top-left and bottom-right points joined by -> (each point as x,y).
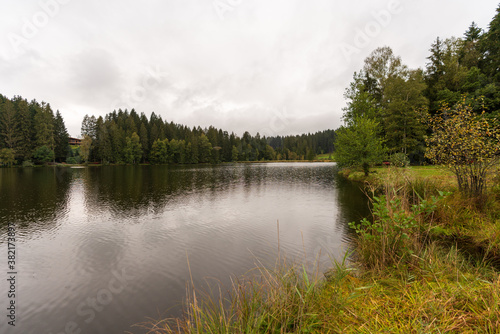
338,5 -> 500,169
78,111 -> 334,164
0,95 -> 334,165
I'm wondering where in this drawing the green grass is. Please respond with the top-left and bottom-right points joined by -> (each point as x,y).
372,165 -> 454,181
315,153 -> 334,161
339,165 -> 457,189
316,244 -> 500,333
138,167 -> 500,333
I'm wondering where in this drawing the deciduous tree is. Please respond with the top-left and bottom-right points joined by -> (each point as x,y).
335,117 -> 386,176
124,132 -> 142,164
80,135 -> 92,163
0,148 -> 16,166
32,145 -> 54,164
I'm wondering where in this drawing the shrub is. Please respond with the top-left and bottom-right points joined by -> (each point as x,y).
349,188 -> 447,269
0,148 -> 16,167
425,100 -> 500,197
22,160 -> 34,167
33,146 -> 55,164
390,153 -> 410,168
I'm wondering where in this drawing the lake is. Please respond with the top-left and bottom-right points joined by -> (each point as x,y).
0,162 -> 369,334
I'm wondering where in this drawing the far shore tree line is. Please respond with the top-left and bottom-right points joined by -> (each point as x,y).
78,112 -> 334,164
0,96 -> 70,166
335,5 -> 500,196
0,94 -> 335,166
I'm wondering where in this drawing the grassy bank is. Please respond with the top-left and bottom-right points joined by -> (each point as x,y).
315,153 -> 335,161
140,166 -> 500,333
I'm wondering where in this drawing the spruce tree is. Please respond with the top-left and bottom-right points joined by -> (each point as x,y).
53,110 -> 69,162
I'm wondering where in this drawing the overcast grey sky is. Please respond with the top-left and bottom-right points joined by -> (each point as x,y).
1,0 -> 498,137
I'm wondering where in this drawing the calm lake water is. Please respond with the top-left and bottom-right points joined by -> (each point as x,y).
0,163 -> 369,334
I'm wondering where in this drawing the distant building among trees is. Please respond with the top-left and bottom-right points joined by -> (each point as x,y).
68,137 -> 81,145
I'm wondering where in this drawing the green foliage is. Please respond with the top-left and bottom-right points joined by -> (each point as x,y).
32,145 -> 54,164
96,120 -> 112,163
66,157 -> 79,164
123,132 -> 143,164
34,102 -> 55,149
342,71 -> 381,123
264,144 -> 276,161
168,138 -> 186,163
53,110 -> 69,162
425,13 -> 500,113
0,99 -> 18,149
231,145 -> 239,162
139,123 -> 149,161
21,160 -> 34,167
480,5 -> 500,84
0,148 -> 16,166
349,191 -> 446,269
150,138 -> 169,164
81,114 -> 97,140
197,133 -> 212,163
13,96 -> 33,160
390,153 -> 410,167
80,135 -> 92,163
363,46 -> 408,98
343,47 -> 429,157
383,70 -> 428,155
425,100 -> 500,196
0,92 -> 335,165
335,117 -> 386,176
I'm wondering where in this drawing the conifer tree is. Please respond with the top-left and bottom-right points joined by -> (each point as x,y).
53,110 -> 69,162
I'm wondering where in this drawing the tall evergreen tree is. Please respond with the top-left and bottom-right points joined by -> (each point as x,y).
12,96 -> 33,160
383,69 -> 428,157
139,123 -> 149,162
480,5 -> 500,83
97,122 -> 113,163
81,114 -> 98,139
34,102 -> 55,151
0,99 -> 19,149
198,134 -> 212,163
53,110 -> 69,162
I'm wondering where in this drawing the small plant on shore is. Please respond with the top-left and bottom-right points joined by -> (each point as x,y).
349,184 -> 448,269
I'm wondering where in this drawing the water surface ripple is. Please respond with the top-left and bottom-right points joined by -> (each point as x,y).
0,163 -> 368,334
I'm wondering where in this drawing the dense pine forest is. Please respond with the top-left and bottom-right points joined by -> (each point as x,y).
0,96 -> 70,166
0,95 -> 335,165
1,5 -> 499,167
78,111 -> 335,164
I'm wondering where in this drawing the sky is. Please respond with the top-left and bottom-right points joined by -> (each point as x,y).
0,0 -> 499,138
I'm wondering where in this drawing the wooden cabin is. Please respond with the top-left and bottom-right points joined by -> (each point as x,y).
68,137 -> 82,146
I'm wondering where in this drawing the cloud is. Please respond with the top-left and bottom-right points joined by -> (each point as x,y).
68,49 -> 123,104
